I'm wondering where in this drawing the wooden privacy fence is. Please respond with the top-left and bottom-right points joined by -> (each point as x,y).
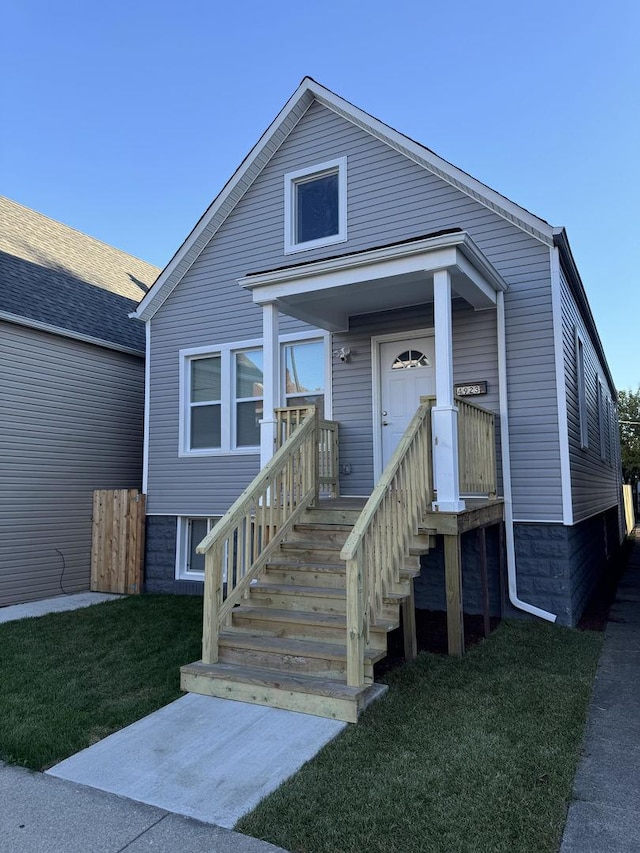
91,489 -> 145,594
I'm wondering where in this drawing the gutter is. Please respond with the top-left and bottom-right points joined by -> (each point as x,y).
496,291 -> 557,623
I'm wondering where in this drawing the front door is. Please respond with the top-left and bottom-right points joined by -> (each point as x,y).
379,336 -> 435,470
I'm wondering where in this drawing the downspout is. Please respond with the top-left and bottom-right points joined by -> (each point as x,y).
497,291 -> 557,622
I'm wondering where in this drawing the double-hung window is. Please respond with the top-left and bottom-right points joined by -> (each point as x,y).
189,355 -> 222,450
284,158 -> 347,253
181,341 -> 264,455
181,335 -> 326,456
576,331 -> 588,449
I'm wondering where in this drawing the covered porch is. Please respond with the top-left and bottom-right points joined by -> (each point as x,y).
239,229 -> 508,514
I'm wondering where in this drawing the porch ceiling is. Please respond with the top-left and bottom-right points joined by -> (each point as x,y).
239,231 -> 508,332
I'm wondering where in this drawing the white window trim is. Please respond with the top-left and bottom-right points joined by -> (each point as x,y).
175,516 -> 221,581
598,379 -> 607,462
575,329 -> 588,449
284,157 -> 347,254
179,332 -> 331,456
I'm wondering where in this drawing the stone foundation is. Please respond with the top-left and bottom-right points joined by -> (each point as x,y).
144,516 -> 203,596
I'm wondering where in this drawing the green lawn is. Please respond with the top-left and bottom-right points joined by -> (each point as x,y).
0,594 -> 203,770
236,621 -> 603,853
0,596 -> 602,852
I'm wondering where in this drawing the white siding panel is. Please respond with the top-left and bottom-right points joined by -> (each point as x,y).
0,322 -> 144,606
148,100 -> 561,520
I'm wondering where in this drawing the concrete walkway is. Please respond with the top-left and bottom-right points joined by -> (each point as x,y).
561,532 -> 640,852
0,591 -> 122,623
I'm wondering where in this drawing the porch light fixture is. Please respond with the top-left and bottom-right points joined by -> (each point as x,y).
334,346 -> 352,363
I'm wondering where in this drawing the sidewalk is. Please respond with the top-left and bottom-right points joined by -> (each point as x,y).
561,532 -> 640,852
0,762 -> 288,852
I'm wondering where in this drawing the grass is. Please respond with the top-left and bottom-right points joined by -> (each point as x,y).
0,594 -> 203,770
236,620 -> 603,853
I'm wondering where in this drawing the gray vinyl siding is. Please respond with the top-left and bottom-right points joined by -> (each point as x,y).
332,302 -> 502,496
561,270 -> 621,523
147,100 -> 561,520
0,321 -> 144,606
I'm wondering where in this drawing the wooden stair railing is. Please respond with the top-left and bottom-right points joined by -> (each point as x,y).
275,406 -> 339,497
456,397 -> 497,497
340,400 -> 434,688
197,407 -> 324,665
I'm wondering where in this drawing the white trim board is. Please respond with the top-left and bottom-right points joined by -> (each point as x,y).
134,77 -> 553,323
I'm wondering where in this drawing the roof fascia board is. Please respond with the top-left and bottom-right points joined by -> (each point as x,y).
552,227 -> 617,398
135,76 -> 551,322
0,310 -> 145,357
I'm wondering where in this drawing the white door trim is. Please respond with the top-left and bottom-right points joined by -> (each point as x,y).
371,327 -> 435,482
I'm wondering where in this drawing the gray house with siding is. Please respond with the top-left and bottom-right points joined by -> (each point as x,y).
0,196 -> 159,607
135,78 -> 622,635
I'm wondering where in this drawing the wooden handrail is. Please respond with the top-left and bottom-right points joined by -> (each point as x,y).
340,401 -> 434,687
197,408 -> 320,664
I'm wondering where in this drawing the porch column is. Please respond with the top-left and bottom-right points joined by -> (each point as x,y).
260,302 -> 280,468
432,269 -> 465,512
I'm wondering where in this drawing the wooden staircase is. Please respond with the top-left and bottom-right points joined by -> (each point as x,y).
181,499 -> 429,722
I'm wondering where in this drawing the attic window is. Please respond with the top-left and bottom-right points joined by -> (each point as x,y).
284,157 -> 347,253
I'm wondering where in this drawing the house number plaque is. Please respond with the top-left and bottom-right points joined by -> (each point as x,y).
455,381 -> 488,397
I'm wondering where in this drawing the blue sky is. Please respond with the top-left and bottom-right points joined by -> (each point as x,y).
2,0 -> 638,389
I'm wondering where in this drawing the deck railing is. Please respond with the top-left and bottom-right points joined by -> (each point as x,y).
275,406 -> 339,497
197,408 -> 322,664
456,397 -> 497,497
340,400 -> 434,687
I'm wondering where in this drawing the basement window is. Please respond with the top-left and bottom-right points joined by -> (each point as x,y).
284,158 -> 347,253
176,516 -> 221,581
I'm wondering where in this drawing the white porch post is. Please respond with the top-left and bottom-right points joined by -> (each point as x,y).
432,268 -> 465,512
260,302 -> 280,468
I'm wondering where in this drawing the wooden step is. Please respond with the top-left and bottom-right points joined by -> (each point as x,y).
180,660 -> 388,723
248,581 -> 402,621
264,561 -> 347,590
279,539 -> 345,563
231,606 -> 396,650
217,631 -> 384,680
300,508 -> 363,525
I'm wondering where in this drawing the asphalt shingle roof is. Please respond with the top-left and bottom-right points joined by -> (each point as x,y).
0,196 -> 160,352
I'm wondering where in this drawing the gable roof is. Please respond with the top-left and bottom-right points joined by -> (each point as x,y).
134,77 -> 556,322
0,196 -> 159,353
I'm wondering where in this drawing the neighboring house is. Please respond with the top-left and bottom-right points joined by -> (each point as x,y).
0,196 -> 159,606
133,78 -> 622,716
